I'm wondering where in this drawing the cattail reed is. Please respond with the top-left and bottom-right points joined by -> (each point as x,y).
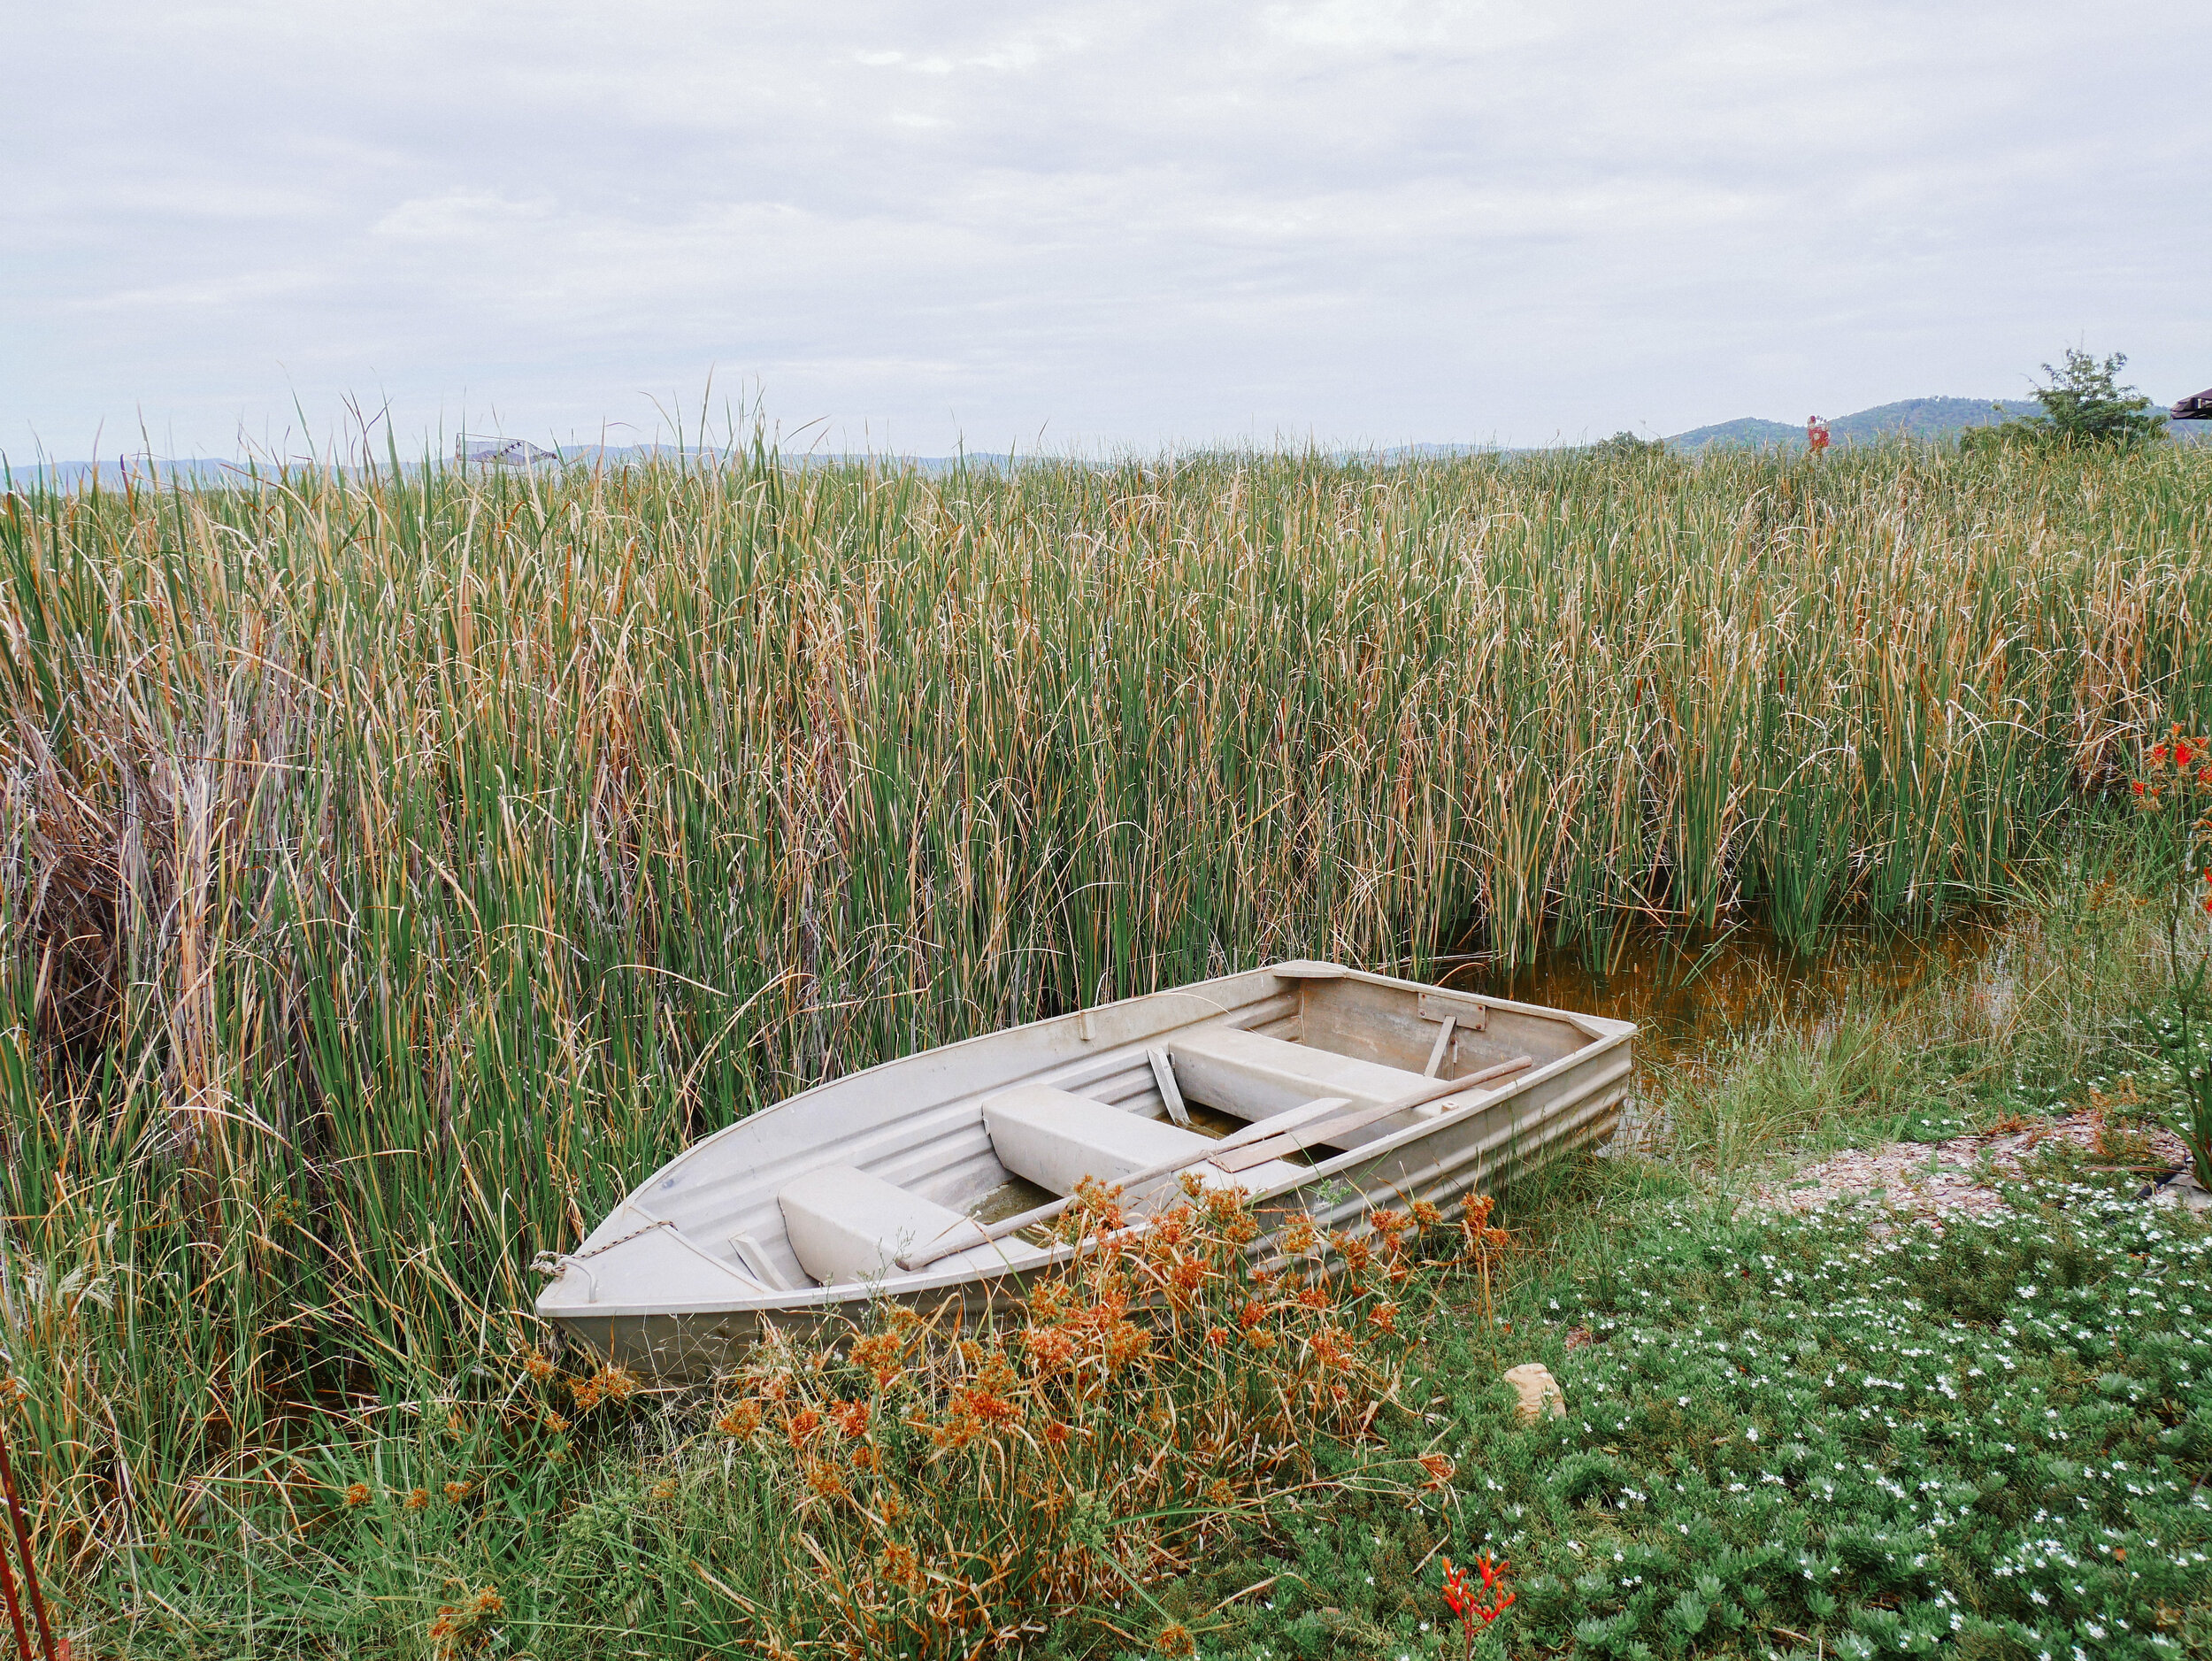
0,441 -> 2206,1623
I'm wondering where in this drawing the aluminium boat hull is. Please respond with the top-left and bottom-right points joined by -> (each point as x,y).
535,960 -> 1634,1381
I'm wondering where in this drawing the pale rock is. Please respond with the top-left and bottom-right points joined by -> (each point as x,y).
2151,1170 -> 2212,1213
1503,1362 -> 1566,1424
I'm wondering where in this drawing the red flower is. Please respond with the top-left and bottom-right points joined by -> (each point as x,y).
2135,781 -> 2148,796
1441,1557 -> 1470,1616
1441,1552 -> 1516,1650
2154,743 -> 2172,765
2179,742 -> 2197,768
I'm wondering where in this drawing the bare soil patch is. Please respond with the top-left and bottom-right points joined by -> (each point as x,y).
1752,1106 -> 2190,1222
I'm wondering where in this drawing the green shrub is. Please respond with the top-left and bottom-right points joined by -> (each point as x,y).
1966,348 -> 2169,453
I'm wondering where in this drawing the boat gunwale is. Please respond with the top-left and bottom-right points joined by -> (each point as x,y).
534,961 -> 1634,1324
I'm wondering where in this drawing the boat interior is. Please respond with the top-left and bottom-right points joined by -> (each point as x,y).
538,967 -> 1609,1311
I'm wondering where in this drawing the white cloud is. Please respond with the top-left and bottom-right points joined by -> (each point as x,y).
4,0 -> 2208,458
371,192 -> 561,242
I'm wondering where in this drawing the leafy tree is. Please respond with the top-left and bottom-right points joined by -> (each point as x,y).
1588,430 -> 1668,460
1985,347 -> 2168,450
2029,346 -> 2166,446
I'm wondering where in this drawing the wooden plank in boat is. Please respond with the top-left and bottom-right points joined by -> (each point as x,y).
1417,990 -> 1487,1030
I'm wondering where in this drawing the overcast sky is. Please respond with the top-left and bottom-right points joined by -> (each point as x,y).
7,1 -> 2208,461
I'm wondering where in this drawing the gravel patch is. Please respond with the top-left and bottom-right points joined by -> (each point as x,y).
1751,1108 -> 2192,1223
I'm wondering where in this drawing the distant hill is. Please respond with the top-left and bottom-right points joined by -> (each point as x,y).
1830,397 -> 2043,443
1668,396 -> 2210,451
1664,417 -> 1805,451
13,403 -> 2208,490
0,446 -> 1041,489
1,456 -> 253,489
1668,398 -> 2042,453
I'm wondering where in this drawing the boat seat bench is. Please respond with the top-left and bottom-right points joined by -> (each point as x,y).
777,1165 -> 1048,1288
1167,1025 -> 1438,1127
777,1030 -> 1466,1288
984,1085 -> 1307,1201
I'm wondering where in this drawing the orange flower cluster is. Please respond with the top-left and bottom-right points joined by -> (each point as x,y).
336,1476 -> 480,1514
2142,731 -> 2210,786
690,1185 -> 1440,1659
876,1540 -> 924,1594
426,1584 -> 504,1659
1050,1175 -> 1128,1240
1459,1193 -> 1509,1259
1440,1553 -> 1516,1657
849,1327 -> 910,1388
935,1350 -> 1023,1450
568,1364 -> 639,1412
1200,1184 -> 1261,1244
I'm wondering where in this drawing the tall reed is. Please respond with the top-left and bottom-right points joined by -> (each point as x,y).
0,442 -> 2207,1607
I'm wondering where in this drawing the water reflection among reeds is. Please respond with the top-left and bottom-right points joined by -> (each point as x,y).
1451,913 -> 2000,1069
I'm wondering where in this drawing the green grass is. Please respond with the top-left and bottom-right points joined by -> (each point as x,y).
4,442 -> 2212,1654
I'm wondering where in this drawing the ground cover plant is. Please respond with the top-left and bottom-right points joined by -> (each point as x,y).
1194,1173 -> 2212,1661
1,440 -> 2210,1653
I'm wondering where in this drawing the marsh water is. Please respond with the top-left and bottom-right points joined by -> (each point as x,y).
1449,913 -> 2001,1073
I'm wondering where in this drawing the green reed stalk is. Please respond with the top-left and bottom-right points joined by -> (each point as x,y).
0,442 -> 2207,1615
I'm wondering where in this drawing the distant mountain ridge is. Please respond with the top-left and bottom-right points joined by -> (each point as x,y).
1667,398 -> 2041,451
12,397 -> 2208,488
0,445 -> 1010,489
1666,396 -> 2208,450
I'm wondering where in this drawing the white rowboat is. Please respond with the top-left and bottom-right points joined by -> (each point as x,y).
534,960 -> 1634,1380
